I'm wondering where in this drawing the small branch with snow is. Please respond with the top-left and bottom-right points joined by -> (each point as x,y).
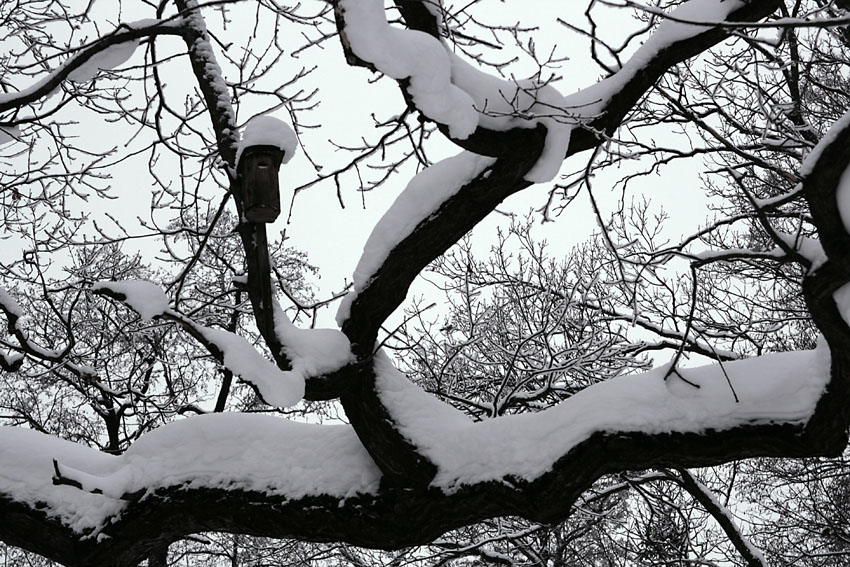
676,469 -> 767,567
0,20 -> 184,114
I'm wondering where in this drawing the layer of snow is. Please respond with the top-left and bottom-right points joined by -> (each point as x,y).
92,280 -> 169,320
834,163 -> 850,236
194,325 -> 305,408
833,283 -> 850,328
0,287 -> 23,318
0,125 -> 20,146
273,303 -> 354,379
373,344 -> 830,491
0,414 -> 381,534
235,116 -> 298,167
562,0 -> 748,128
336,151 -> 496,325
801,108 -> 850,176
448,54 -> 573,182
339,0 -> 478,139
68,40 -> 140,83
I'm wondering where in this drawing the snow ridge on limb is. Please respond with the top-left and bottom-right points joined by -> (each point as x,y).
0,414 -> 380,535
91,280 -> 170,321
0,19 -> 183,113
337,0 -> 478,139
192,325 -> 305,407
92,281 -> 304,407
169,310 -> 305,408
273,303 -> 354,382
373,346 -> 830,492
336,151 -> 496,326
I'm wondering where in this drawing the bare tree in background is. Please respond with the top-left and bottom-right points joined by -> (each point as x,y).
2,0 -> 850,565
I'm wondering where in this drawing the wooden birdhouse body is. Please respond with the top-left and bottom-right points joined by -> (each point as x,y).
238,144 -> 284,223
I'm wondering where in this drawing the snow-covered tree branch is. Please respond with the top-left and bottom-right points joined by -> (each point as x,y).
2,0 -> 850,565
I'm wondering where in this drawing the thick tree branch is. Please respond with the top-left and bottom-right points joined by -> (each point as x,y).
334,0 -> 784,358
0,413 -> 839,567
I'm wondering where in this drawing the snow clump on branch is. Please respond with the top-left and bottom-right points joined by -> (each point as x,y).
91,280 -> 170,321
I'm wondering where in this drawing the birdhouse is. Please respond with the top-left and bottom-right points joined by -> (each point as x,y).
238,145 -> 285,223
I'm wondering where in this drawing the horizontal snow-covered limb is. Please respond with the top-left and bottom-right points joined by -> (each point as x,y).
272,303 -> 354,380
336,151 -> 496,325
0,414 -> 380,534
0,19 -> 184,113
91,280 -> 170,321
373,345 -> 830,491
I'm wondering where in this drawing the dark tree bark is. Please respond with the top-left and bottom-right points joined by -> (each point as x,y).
2,1 -> 850,565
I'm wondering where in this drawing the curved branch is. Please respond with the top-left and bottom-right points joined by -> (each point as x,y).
0,397 -> 840,567
335,0 -> 784,359
0,22 -> 184,114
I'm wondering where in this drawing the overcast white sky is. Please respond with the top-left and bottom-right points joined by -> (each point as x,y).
0,0 -> 709,331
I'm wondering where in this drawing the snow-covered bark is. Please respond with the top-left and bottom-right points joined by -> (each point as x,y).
0,20 -> 183,113
5,0 -> 850,565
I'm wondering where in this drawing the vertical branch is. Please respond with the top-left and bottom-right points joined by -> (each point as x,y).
174,0 -> 287,369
